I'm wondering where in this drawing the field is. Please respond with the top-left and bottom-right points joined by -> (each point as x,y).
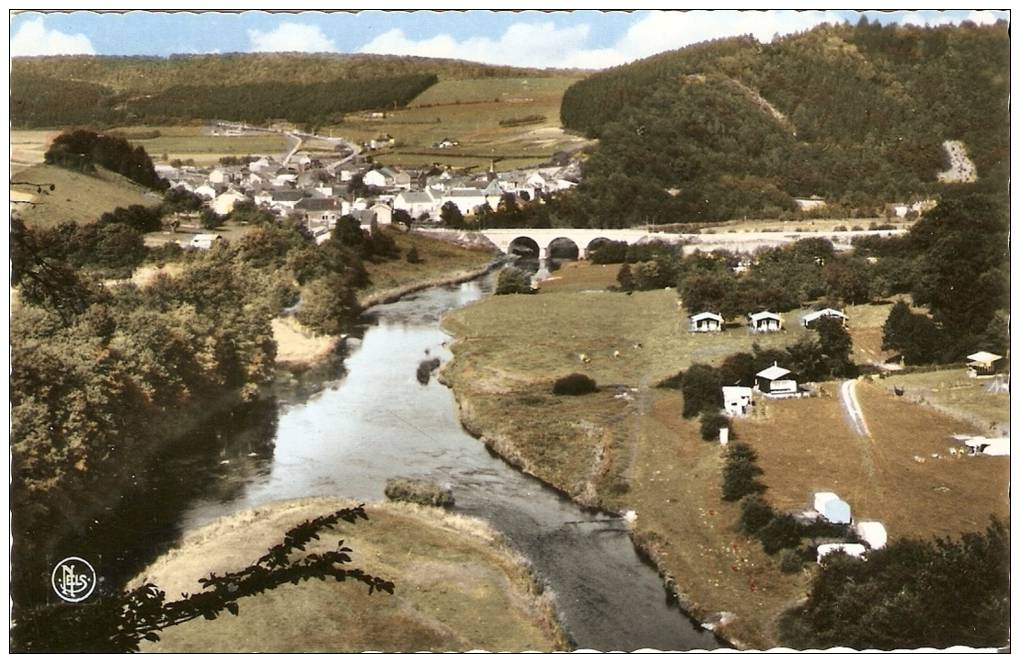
875,368 -> 1010,432
326,76 -> 591,171
126,126 -> 291,165
10,130 -> 60,175
135,497 -> 564,652
11,163 -> 161,228
440,260 -> 1011,647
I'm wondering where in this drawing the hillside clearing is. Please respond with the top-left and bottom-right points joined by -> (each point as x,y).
134,497 -> 565,652
11,163 -> 160,228
874,368 -> 1010,432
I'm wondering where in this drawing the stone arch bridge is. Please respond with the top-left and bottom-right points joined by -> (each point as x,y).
480,228 -> 685,259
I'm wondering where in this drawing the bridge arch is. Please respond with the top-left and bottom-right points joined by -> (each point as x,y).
547,236 -> 580,260
584,236 -> 617,259
508,236 -> 541,258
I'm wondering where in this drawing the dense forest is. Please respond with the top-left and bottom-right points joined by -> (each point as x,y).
560,19 -> 1008,223
45,130 -> 168,190
12,72 -> 439,128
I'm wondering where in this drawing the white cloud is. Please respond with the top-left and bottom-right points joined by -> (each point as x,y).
359,11 -> 848,70
10,17 -> 95,57
360,21 -> 594,69
248,22 -> 337,53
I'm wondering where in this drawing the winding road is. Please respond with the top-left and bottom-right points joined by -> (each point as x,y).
840,379 -> 870,437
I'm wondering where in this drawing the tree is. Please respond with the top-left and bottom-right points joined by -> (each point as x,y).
824,256 -> 875,305
495,267 -> 533,295
200,209 -> 225,230
405,245 -> 421,264
814,317 -> 856,378
11,506 -> 393,652
440,201 -> 465,229
680,364 -> 722,418
297,273 -> 359,335
616,263 -> 634,291
699,411 -> 730,441
881,300 -> 945,365
679,271 -> 738,317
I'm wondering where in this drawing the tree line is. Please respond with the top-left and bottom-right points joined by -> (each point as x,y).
45,130 -> 168,190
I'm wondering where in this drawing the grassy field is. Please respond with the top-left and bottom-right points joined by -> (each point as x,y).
874,368 -> 1010,431
357,229 -> 496,303
11,163 -> 161,228
10,130 -> 60,175
327,76 -> 591,171
440,260 -> 1010,647
142,220 -> 258,247
135,497 -> 565,652
128,126 -> 291,165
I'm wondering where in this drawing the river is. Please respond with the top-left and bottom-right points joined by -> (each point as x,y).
38,268 -> 721,651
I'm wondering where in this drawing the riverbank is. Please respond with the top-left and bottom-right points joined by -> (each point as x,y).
133,497 -> 568,652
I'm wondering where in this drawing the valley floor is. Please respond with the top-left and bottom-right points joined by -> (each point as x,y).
440,260 -> 1010,648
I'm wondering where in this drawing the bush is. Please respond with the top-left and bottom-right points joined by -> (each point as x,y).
552,373 -> 598,396
405,245 -> 422,264
780,548 -> 804,574
495,267 -> 533,295
656,370 -> 683,389
726,441 -> 758,463
721,457 -> 765,501
699,411 -> 730,442
589,239 -> 629,264
758,514 -> 802,554
738,495 -> 776,535
384,478 -> 454,507
681,364 -> 722,418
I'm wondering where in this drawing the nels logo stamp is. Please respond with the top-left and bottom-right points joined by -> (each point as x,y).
51,557 -> 97,603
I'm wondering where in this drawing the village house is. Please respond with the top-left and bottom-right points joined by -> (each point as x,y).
793,195 -> 827,211
267,189 -> 305,212
208,168 -> 232,185
748,310 -> 783,332
722,386 -> 753,417
364,166 -> 411,189
754,362 -> 797,396
965,351 -> 1004,377
296,197 -> 342,227
801,307 -> 848,328
248,156 -> 275,173
188,233 -> 223,250
211,189 -> 246,216
689,311 -> 724,332
371,202 -> 393,226
194,183 -> 218,201
394,190 -> 439,218
351,209 -> 377,232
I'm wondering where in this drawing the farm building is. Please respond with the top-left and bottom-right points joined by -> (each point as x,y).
813,492 -> 852,524
854,521 -> 888,550
966,351 -> 1004,377
722,386 -> 753,417
754,363 -> 797,396
816,543 -> 867,564
748,311 -> 783,332
801,307 -> 848,328
689,311 -> 724,332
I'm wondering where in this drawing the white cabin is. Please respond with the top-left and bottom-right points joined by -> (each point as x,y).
722,386 -> 753,417
689,311 -> 724,332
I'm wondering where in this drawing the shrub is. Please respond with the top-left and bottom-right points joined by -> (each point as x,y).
738,495 -> 776,535
699,411 -> 731,442
495,267 -> 533,295
656,370 -> 683,389
552,373 -> 598,396
726,441 -> 758,463
758,514 -> 802,554
780,548 -> 804,574
721,457 -> 765,501
384,478 -> 454,507
405,245 -> 422,264
681,364 -> 722,418
590,239 -> 629,264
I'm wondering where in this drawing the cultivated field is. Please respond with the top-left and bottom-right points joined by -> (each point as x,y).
11,163 -> 161,228
126,126 -> 291,165
135,497 -> 564,652
327,76 -> 591,171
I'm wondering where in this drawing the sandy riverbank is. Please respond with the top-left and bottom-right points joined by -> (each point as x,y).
133,497 -> 567,652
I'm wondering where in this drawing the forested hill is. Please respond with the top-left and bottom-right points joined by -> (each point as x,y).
560,19 -> 1009,224
10,53 -> 567,128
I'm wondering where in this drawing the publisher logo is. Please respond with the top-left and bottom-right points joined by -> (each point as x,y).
51,557 -> 97,603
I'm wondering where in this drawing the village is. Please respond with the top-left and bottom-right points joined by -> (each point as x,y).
156,123 -> 581,249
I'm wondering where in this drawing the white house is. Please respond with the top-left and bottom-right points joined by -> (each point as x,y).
269,189 -> 304,211
248,156 -> 274,173
801,308 -> 848,328
813,492 -> 852,524
394,190 -> 438,218
208,168 -> 231,185
966,351 -> 1004,377
689,311 -> 724,332
188,233 -> 223,250
442,188 -> 492,216
211,189 -> 246,216
371,203 -> 393,226
352,209 -> 377,232
722,386 -> 753,417
363,166 -> 411,189
749,311 -> 783,333
816,543 -> 867,564
854,521 -> 888,550
754,363 -> 797,396
194,184 -> 218,200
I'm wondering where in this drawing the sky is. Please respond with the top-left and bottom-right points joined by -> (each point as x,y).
9,9 -> 1009,69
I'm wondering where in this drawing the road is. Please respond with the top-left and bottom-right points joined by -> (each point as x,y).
840,379 -> 869,437
212,121 -> 359,168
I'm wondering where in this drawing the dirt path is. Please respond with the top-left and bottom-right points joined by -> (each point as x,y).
840,379 -> 870,436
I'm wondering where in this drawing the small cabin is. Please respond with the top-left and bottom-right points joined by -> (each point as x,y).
722,386 -> 753,417
748,310 -> 783,333
689,311 -> 724,332
816,543 -> 867,564
966,351 -> 1004,377
754,362 -> 797,396
801,308 -> 848,329
813,491 -> 852,524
